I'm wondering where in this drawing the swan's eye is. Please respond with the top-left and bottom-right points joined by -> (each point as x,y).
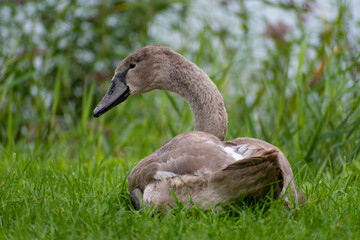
129,63 -> 136,69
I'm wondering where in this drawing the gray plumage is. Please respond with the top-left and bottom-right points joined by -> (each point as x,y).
93,45 -> 299,210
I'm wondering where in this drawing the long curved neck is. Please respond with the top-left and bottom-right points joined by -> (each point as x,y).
165,54 -> 228,141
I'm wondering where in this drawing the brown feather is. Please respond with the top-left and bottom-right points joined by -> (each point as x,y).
94,45 -> 299,210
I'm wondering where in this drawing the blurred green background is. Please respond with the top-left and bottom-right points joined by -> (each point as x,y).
1,0 -> 360,238
1,0 -> 359,168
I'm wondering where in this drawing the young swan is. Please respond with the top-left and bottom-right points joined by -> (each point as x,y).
93,45 -> 298,210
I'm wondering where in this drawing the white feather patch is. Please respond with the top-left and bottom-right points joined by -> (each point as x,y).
154,171 -> 177,180
224,146 -> 245,161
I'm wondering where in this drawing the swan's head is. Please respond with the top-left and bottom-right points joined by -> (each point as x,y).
93,45 -> 175,118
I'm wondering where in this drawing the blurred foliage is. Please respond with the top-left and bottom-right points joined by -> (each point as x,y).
0,0 -> 360,173
0,0 -> 188,143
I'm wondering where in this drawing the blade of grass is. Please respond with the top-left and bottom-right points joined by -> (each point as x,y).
6,91 -> 14,150
81,81 -> 95,132
51,61 -> 63,129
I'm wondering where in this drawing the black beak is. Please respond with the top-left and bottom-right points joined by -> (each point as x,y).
93,76 -> 130,118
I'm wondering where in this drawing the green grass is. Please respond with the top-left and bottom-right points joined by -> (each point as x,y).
0,142 -> 359,239
1,0 -> 360,239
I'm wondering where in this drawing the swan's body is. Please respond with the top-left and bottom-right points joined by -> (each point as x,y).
93,45 -> 298,209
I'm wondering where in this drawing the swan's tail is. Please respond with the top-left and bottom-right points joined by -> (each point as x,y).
141,148 -> 284,210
